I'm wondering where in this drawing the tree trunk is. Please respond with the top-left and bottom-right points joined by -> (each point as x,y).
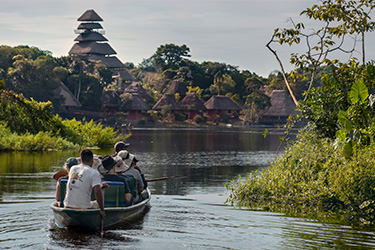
362,31 -> 365,65
266,38 -> 299,106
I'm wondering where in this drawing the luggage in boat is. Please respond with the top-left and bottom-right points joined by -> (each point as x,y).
123,175 -> 137,198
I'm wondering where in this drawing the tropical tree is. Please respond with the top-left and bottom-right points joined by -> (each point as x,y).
267,0 -> 375,105
7,54 -> 61,103
242,76 -> 270,123
151,44 -> 191,71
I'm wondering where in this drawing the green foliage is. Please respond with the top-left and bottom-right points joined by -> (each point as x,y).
0,121 -> 76,151
0,80 -> 5,91
298,60 -> 375,140
174,111 -> 186,122
14,131 -> 76,151
193,114 -> 207,124
0,90 -> 65,135
138,119 -> 147,126
0,90 -> 117,151
61,118 -> 116,148
228,129 -> 375,225
146,110 -> 160,123
7,54 -> 61,104
151,44 -> 191,71
227,0 -> 375,227
349,80 -> 368,105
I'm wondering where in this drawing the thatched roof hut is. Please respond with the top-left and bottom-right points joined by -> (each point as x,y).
258,90 -> 297,124
53,82 -> 81,108
204,95 -> 242,122
78,9 -> 103,22
165,80 -> 187,97
180,93 -> 206,111
119,94 -> 150,120
102,90 -> 121,108
124,82 -> 151,101
204,95 -> 241,111
121,94 -> 150,111
180,93 -> 206,120
153,93 -> 184,111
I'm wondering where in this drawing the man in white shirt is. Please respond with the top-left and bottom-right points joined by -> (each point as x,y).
64,149 -> 105,219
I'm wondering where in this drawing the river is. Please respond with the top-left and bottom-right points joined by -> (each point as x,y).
1,127 -> 375,249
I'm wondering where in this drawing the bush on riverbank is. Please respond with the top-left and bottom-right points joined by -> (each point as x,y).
0,90 -> 120,151
0,122 -> 76,151
227,128 -> 375,225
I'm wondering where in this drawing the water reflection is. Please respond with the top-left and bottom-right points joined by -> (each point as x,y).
127,128 -> 286,195
3,128 -> 375,249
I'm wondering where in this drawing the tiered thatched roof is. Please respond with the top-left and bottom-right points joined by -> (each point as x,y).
260,90 -> 297,117
153,93 -> 184,111
74,32 -> 108,42
78,9 -> 103,22
113,69 -> 136,81
77,23 -> 103,30
69,9 -> 132,73
121,94 -> 150,111
89,55 -> 125,68
204,95 -> 241,111
124,82 -> 151,101
69,42 -> 116,55
165,80 -> 187,96
180,93 -> 206,111
54,82 -> 81,107
102,90 -> 121,108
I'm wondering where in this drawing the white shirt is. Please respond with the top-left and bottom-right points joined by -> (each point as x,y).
64,163 -> 102,209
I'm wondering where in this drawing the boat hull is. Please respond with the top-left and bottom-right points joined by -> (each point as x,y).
50,189 -> 150,230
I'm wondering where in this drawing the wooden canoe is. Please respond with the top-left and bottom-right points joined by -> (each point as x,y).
50,186 -> 151,230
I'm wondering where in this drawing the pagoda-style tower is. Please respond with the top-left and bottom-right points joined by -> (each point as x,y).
69,9 -> 135,84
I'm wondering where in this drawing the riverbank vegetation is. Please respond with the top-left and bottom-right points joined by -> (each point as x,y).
0,82 -> 120,151
228,0 -> 375,226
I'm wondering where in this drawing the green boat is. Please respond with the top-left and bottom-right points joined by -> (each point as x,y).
50,179 -> 151,230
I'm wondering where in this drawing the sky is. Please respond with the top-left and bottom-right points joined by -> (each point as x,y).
1,0 -> 375,77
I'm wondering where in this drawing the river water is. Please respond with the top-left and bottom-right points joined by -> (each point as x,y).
1,127 -> 375,249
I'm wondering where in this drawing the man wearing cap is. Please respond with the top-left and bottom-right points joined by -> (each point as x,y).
101,155 -> 133,206
64,149 -> 105,219
55,157 -> 79,203
112,141 -> 130,157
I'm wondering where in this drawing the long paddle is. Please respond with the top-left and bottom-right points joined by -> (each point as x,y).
145,176 -> 186,182
99,215 -> 104,238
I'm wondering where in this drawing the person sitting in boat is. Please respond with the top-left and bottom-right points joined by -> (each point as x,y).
101,155 -> 133,206
117,150 -> 147,189
64,149 -> 105,220
123,153 -> 145,203
55,157 -> 78,204
92,154 -> 107,174
112,141 -> 130,157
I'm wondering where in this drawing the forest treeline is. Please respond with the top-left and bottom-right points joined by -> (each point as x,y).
0,44 -> 327,123
0,43 -> 319,151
